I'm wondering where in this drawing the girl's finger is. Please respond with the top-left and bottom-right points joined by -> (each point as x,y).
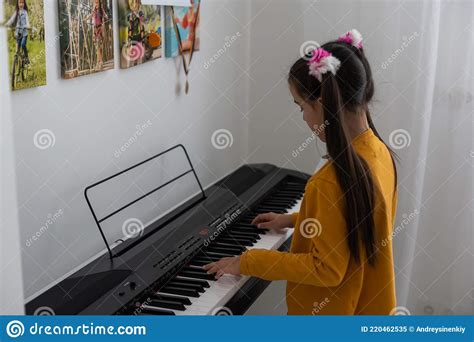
202,262 -> 214,270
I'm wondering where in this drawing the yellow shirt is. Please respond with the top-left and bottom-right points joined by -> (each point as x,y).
240,129 -> 398,315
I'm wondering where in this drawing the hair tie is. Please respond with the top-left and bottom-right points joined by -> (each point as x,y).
338,29 -> 363,49
307,48 -> 341,82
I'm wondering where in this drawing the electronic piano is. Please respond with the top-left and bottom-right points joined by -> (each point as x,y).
25,146 -> 309,316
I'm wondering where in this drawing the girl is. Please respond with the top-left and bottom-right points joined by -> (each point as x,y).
85,0 -> 108,70
203,30 -> 398,315
6,0 -> 31,64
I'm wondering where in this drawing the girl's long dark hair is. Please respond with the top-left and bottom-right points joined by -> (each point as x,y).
289,40 -> 398,266
16,0 -> 28,12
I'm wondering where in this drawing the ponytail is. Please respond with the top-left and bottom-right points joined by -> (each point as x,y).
321,74 -> 377,265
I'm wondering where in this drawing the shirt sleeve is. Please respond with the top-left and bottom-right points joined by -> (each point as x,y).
25,12 -> 30,29
5,11 -> 17,27
240,177 -> 350,287
290,212 -> 299,227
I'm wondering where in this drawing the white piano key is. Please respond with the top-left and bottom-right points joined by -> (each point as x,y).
180,198 -> 303,315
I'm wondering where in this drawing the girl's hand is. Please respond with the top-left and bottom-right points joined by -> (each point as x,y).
251,212 -> 294,230
202,256 -> 240,279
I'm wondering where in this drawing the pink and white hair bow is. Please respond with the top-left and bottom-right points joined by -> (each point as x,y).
308,48 -> 341,82
338,29 -> 363,49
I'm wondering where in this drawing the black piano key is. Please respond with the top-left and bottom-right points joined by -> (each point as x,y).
204,250 -> 238,258
160,286 -> 200,298
183,266 -> 210,273
200,252 -> 234,259
225,231 -> 260,240
206,246 -> 242,255
166,281 -> 205,293
268,195 -> 298,201
179,270 -> 217,281
147,299 -> 186,311
231,226 -> 267,234
236,223 -> 262,228
188,259 -> 208,267
257,205 -> 287,211
218,237 -> 254,246
254,208 -> 286,214
193,255 -> 221,262
140,308 -> 176,316
211,242 -> 246,252
153,293 -> 192,305
174,277 -> 210,288
278,190 -> 302,195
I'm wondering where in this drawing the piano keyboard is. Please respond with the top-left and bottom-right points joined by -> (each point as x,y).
135,182 -> 305,316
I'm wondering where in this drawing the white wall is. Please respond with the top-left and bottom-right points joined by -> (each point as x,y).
247,0 -> 324,175
8,0 -> 252,299
1,0 -> 25,315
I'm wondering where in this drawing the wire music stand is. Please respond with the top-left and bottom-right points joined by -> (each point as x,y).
84,144 -> 205,259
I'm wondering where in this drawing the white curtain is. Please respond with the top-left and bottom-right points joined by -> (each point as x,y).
363,0 -> 473,315
313,0 -> 474,315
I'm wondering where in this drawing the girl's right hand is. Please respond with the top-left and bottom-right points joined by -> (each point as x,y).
251,212 -> 294,231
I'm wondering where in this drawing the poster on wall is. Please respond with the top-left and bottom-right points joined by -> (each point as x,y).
58,0 -> 114,79
164,0 -> 200,58
4,0 -> 46,91
118,0 -> 162,69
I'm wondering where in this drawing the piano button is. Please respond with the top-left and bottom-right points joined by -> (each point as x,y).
173,277 -> 210,288
153,293 -> 192,305
179,270 -> 217,281
147,299 -> 187,311
160,286 -> 200,298
167,281 -> 205,293
140,307 -> 176,315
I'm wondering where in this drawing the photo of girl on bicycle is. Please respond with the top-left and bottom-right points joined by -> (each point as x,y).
58,0 -> 114,79
4,0 -> 46,90
118,0 -> 162,69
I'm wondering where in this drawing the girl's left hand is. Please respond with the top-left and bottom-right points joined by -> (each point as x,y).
202,256 -> 241,279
